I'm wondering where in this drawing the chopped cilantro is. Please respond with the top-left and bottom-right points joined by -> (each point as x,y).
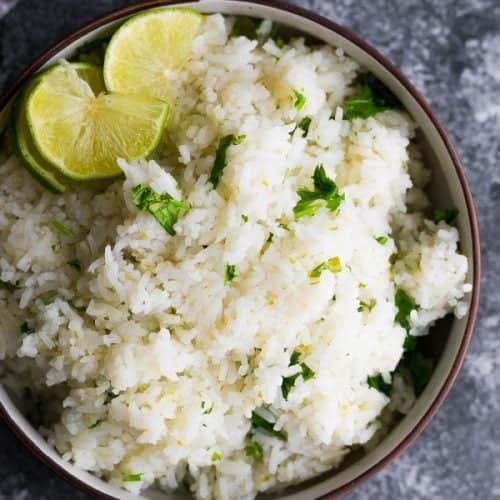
232,16 -> 260,39
394,289 -> 416,333
291,116 -> 312,137
132,184 -> 189,236
123,473 -> 142,482
402,351 -> 434,395
309,257 -> 342,279
245,441 -> 263,459
224,264 -> 237,284
278,222 -> 290,231
103,315 -> 110,321
66,259 -> 81,271
292,89 -> 306,110
367,373 -> 392,397
432,208 -> 459,224
375,235 -> 388,245
88,419 -> 102,429
51,220 -> 75,237
201,401 -> 214,415
344,74 -> 401,120
293,165 -> 345,219
274,35 -> 285,49
403,334 -> 417,352
209,134 -> 246,188
211,451 -> 221,461
20,322 -> 34,334
250,411 -> 287,441
281,350 -> 316,400
0,280 -> 15,290
241,214 -> 249,223
358,299 -> 376,312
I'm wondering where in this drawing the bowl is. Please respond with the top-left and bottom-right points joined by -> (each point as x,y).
0,0 -> 481,498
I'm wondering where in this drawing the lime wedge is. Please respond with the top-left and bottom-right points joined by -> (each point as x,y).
26,62 -> 169,180
11,80 -> 66,193
103,8 -> 203,101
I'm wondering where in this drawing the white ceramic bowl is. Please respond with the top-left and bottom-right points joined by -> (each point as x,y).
0,1 -> 480,498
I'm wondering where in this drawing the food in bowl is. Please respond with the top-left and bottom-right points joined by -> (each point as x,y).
0,9 -> 471,500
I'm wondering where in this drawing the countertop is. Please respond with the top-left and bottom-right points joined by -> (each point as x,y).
0,0 -> 498,499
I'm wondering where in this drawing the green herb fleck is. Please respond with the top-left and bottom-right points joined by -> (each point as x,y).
292,89 -> 306,110
211,451 -> 221,461
281,350 -> 315,400
51,220 -> 75,237
241,214 -> 249,223
358,299 -> 376,312
123,473 -> 142,482
344,74 -> 401,120
0,280 -> 15,290
432,208 -> 459,224
88,419 -> 102,429
20,322 -> 34,334
251,411 -> 287,441
132,184 -> 189,236
367,373 -> 392,397
278,222 -> 290,231
375,235 -> 388,245
209,134 -> 246,188
394,289 -> 416,333
224,264 -> 237,284
232,16 -> 260,39
103,315 -> 110,321
291,116 -> 312,137
310,257 -> 342,279
201,401 -> 214,415
274,35 -> 285,49
402,351 -> 434,395
66,259 -> 81,271
293,165 -> 345,219
245,441 -> 263,459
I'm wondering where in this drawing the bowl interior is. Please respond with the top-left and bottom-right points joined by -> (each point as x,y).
0,1 -> 477,499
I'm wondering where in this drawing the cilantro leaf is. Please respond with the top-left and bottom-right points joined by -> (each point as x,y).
309,257 -> 342,279
394,288 -> 415,333
0,280 -> 16,290
375,235 -> 388,245
66,259 -> 81,271
251,410 -> 287,441
293,165 -> 345,219
245,441 -> 263,459
20,322 -> 34,334
123,473 -> 142,482
51,220 -> 75,237
292,89 -> 306,110
367,373 -> 392,397
209,134 -> 246,188
232,16 -> 260,39
211,451 -> 221,461
224,264 -> 237,284
291,116 -> 312,137
432,208 -> 459,224
402,351 -> 434,395
274,35 -> 285,49
281,350 -> 316,400
132,184 -> 189,236
344,74 -> 401,120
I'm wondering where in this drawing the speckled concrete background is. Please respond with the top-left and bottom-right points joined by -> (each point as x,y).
0,0 -> 497,499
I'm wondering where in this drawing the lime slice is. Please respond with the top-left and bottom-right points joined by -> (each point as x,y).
103,8 -> 203,101
26,62 -> 169,180
11,80 -> 66,193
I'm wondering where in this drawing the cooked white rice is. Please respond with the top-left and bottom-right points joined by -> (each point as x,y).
0,14 -> 470,500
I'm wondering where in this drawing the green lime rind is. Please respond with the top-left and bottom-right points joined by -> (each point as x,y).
26,61 -> 169,181
103,7 -> 203,101
11,81 -> 67,194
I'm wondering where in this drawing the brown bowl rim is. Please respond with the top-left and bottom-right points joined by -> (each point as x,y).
0,0 -> 481,499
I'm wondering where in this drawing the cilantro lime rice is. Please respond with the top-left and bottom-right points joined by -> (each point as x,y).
0,14 -> 470,500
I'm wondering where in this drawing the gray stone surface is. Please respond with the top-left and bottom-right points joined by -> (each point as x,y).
0,0 -> 497,499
